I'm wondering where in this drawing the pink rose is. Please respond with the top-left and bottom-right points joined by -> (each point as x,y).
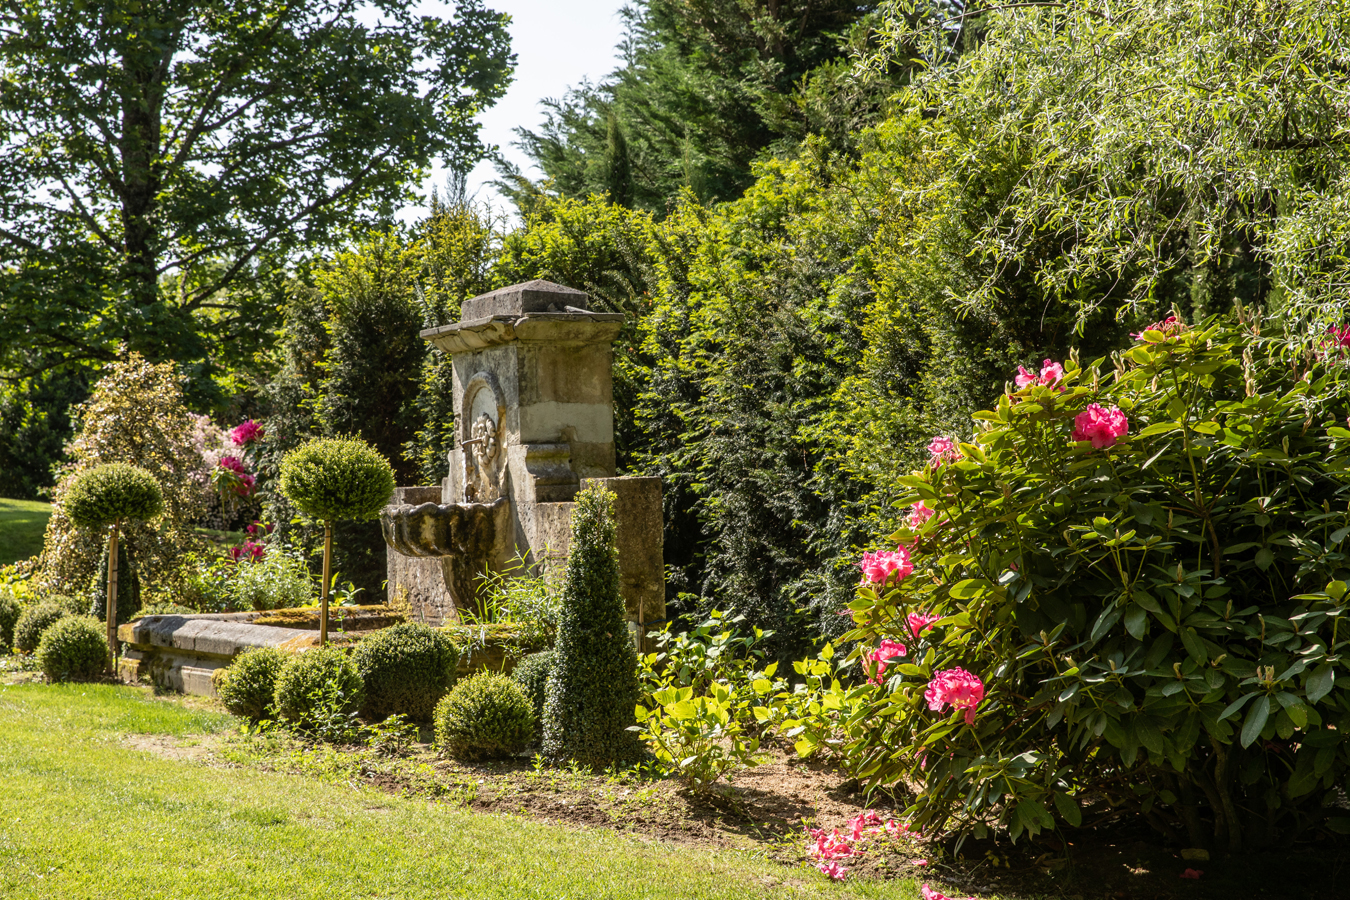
1071,403 -> 1129,449
859,547 -> 913,586
924,667 -> 986,725
230,419 -> 265,446
1014,359 -> 1066,391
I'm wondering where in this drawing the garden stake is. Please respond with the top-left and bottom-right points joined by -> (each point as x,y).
320,522 -> 332,646
106,518 -> 120,674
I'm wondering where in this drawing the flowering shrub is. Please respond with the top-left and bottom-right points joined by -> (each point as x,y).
859,547 -> 912,585
808,315 -> 1350,851
212,455 -> 257,498
230,420 -> 265,447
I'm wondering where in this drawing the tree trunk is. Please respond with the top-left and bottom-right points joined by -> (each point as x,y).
106,520 -> 120,675
118,26 -> 170,315
320,522 -> 333,646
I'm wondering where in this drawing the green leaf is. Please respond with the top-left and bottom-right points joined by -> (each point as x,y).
949,578 -> 992,600
1240,696 -> 1270,748
1137,422 -> 1180,437
1219,692 -> 1256,721
1124,605 -> 1147,640
1306,664 -> 1335,703
1052,791 -> 1083,827
1254,548 -> 1275,570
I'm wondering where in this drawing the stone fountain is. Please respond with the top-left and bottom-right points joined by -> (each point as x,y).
380,280 -> 664,635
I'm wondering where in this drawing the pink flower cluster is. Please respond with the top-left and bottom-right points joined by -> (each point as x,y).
908,611 -> 939,638
863,639 -> 907,684
859,546 -> 913,586
1323,325 -> 1350,353
217,456 -> 257,496
927,435 -> 962,467
230,419 -> 265,446
1130,315 -> 1188,341
924,667 -> 986,725
228,540 -> 265,563
1071,404 -> 1129,449
245,521 -> 274,538
907,502 -> 935,528
1014,359 -> 1065,392
809,810 -> 917,882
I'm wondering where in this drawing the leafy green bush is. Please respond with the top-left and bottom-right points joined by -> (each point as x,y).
352,622 -> 459,722
635,682 -> 762,793
511,650 -> 557,725
827,316 -> 1350,851
273,647 -> 365,734
468,553 -> 561,652
14,601 -> 67,653
49,594 -> 87,616
217,647 -> 289,721
228,546 -> 313,611
135,601 -> 197,618
434,672 -> 535,761
541,482 -> 642,766
36,616 -> 107,682
278,437 -> 395,525
62,463 -> 164,528
0,590 -> 20,650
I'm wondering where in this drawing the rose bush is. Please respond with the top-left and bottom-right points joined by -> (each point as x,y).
801,313 -> 1350,851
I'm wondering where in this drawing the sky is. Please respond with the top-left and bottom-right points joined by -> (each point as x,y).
413,0 -> 629,219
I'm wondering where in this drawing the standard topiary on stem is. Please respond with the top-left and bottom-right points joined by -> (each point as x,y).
278,437 -> 394,644
541,482 -> 642,767
62,463 -> 163,672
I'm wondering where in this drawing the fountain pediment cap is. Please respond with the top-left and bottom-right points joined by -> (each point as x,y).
459,279 -> 589,321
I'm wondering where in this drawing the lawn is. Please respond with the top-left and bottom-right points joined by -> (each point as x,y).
0,498 -> 51,566
0,683 -> 921,900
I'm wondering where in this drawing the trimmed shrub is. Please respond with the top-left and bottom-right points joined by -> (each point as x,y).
0,591 -> 21,650
50,594 -> 88,616
352,623 -> 458,722
278,437 -> 395,525
14,601 -> 67,653
63,462 -> 164,528
36,616 -> 107,682
511,650 -> 557,726
434,672 -> 534,761
273,647 -> 365,732
217,647 -> 289,721
541,482 -> 643,766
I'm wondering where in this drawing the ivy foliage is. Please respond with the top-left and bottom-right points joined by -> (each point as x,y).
541,482 -> 643,767
826,316 -> 1350,851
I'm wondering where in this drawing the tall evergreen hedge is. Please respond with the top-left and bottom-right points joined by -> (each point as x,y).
541,482 -> 642,767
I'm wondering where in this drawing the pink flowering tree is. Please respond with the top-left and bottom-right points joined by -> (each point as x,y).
794,315 -> 1350,851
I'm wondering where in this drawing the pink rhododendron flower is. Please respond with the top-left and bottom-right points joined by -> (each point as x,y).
1130,315 -> 1188,341
920,885 -> 975,900
228,540 -> 266,564
908,502 -> 935,528
864,639 -> 907,684
817,861 -> 848,881
908,612 -> 940,638
859,547 -> 913,586
230,419 -> 265,446
1071,404 -> 1129,449
925,667 -> 986,725
810,829 -> 856,861
927,435 -> 962,466
1180,868 -> 1203,880
218,455 -> 246,474
1014,359 -> 1066,391
884,819 -> 913,838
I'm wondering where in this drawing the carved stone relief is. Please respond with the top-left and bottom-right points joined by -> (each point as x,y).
461,373 -> 505,503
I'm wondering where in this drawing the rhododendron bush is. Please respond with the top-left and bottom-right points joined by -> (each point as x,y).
803,315 -> 1350,851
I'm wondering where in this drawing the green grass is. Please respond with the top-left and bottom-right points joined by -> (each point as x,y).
0,498 -> 51,566
0,684 -> 923,900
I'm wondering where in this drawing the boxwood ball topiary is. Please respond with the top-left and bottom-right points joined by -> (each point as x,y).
352,623 -> 459,722
433,672 -> 535,761
63,462 -> 164,528
278,437 -> 395,523
14,602 -> 68,653
36,616 -> 108,682
273,646 -> 365,731
0,592 -> 21,651
511,649 -> 557,726
217,647 -> 289,721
